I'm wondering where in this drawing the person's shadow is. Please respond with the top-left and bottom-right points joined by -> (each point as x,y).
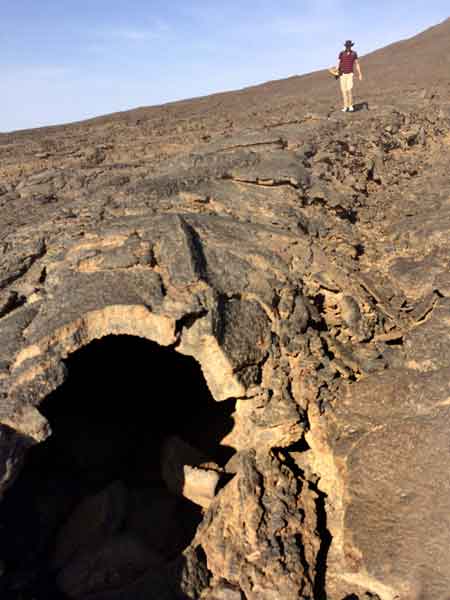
353,101 -> 369,112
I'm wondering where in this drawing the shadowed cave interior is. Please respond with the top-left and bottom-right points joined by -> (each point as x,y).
0,335 -> 236,599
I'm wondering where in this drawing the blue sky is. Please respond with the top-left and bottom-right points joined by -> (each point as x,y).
1,1 -> 449,132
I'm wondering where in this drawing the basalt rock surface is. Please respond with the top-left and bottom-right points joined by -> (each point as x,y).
1,18 -> 450,600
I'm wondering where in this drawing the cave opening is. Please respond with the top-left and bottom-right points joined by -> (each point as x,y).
0,335 -> 236,599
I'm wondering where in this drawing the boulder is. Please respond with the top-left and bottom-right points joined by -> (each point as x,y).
51,481 -> 127,569
57,533 -> 160,599
161,436 -> 221,509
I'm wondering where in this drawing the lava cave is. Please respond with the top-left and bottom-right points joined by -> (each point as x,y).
0,335 -> 236,599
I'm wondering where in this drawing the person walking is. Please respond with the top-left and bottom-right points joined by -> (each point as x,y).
337,40 -> 362,112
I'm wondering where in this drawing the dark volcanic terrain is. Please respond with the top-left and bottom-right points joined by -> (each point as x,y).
1,17 -> 450,600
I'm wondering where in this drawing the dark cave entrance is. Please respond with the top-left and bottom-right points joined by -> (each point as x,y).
0,335 -> 236,599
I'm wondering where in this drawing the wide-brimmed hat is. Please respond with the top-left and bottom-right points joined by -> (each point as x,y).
344,40 -> 354,47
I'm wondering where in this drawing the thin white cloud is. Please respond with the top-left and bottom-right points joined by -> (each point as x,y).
3,65 -> 72,81
94,19 -> 171,43
105,29 -> 160,41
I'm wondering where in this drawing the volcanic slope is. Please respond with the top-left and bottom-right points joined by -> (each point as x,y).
1,17 -> 450,600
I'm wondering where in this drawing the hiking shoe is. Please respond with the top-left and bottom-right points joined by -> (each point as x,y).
348,106 -> 354,112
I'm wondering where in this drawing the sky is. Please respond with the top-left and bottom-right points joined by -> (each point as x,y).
1,1 -> 449,132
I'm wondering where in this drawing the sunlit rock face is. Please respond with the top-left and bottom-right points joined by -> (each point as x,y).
2,17 -> 450,600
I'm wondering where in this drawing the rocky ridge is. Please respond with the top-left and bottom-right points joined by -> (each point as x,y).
1,17 -> 450,600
